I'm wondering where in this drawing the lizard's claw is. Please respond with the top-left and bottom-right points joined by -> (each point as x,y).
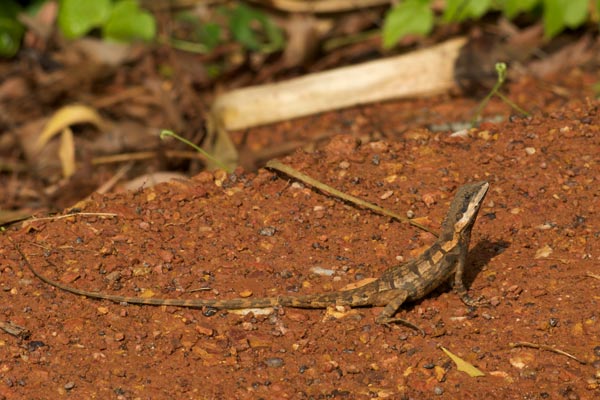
376,316 -> 426,337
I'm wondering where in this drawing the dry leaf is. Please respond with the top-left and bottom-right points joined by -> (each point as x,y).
35,104 -> 105,153
0,209 -> 32,226
140,289 -> 155,299
441,346 -> 485,377
59,127 -> 75,178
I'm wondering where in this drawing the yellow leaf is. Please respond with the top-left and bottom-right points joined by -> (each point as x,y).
35,104 -> 105,153
59,127 -> 76,178
140,289 -> 155,298
441,346 -> 485,377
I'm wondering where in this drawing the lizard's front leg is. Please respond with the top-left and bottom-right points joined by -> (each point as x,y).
453,240 -> 486,307
374,290 -> 425,336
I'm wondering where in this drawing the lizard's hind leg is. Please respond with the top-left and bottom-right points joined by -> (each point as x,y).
374,290 -> 425,336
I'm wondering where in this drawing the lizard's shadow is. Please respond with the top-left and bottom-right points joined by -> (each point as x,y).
462,238 -> 509,289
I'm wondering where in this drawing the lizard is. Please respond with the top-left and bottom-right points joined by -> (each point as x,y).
14,181 -> 489,332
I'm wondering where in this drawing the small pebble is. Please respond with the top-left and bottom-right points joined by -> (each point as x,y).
27,341 -> 45,352
259,226 -> 276,236
264,357 -> 284,368
64,382 -> 75,390
380,190 -> 394,200
310,267 -> 335,276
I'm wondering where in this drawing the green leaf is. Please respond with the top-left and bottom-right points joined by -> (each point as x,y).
0,17 -> 24,57
543,0 -> 562,37
103,0 -> 155,42
228,4 -> 284,53
197,22 -> 220,50
175,12 -> 221,50
382,0 -> 433,49
562,0 -> 588,27
502,0 -> 541,19
444,0 -> 493,22
543,0 -> 588,38
58,0 -> 111,39
0,0 -> 23,57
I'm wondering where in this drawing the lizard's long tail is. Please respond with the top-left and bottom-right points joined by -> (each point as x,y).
14,242 -> 364,310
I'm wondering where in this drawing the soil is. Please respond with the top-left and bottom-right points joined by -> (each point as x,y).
2,76 -> 600,399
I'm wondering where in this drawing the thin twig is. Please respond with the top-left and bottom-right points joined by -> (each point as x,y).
26,212 -> 118,222
266,160 -> 437,236
586,271 -> 600,280
510,341 -> 586,365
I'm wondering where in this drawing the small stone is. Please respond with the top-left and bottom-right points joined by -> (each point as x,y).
535,245 -> 553,259
97,306 -> 109,315
525,147 -> 536,155
384,174 -> 397,183
380,190 -> 394,200
259,226 -> 276,236
451,129 -> 469,138
27,341 -> 45,352
195,325 -> 214,336
64,382 -> 75,390
264,357 -> 284,368
489,297 -> 501,307
310,266 -> 335,276
345,365 -> 361,374
422,193 -> 436,207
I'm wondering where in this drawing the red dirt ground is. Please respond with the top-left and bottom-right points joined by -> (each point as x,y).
2,77 -> 599,398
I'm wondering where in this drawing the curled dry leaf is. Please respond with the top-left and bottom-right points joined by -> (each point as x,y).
35,104 -> 106,154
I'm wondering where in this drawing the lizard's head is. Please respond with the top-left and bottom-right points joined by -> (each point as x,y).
443,181 -> 489,234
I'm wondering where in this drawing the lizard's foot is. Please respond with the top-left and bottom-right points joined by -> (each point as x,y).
376,316 -> 426,336
458,292 -> 488,307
